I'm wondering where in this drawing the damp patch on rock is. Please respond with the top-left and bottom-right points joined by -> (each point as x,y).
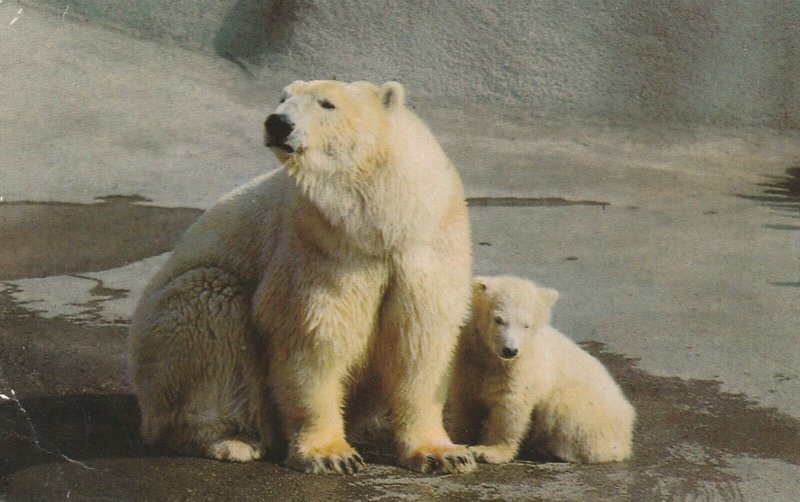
466,197 -> 609,208
739,166 -> 800,215
738,167 -> 800,287
0,196 -> 203,280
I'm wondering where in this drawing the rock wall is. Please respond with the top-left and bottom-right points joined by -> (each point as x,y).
26,0 -> 800,127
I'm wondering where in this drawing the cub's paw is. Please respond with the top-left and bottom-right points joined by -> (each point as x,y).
468,445 -> 515,464
400,444 -> 477,474
209,439 -> 262,463
285,440 -> 365,475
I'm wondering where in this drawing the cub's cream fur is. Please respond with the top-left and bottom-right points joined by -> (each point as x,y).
129,80 -> 475,474
448,275 -> 635,464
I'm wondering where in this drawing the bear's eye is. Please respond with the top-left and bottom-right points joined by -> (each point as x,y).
279,96 -> 287,104
319,99 -> 336,110
494,316 -> 508,326
524,324 -> 530,329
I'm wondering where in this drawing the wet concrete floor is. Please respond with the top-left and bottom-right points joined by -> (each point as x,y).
2,295 -> 799,500
2,192 -> 799,500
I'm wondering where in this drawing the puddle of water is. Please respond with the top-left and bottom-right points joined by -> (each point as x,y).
0,196 -> 202,280
5,254 -> 170,325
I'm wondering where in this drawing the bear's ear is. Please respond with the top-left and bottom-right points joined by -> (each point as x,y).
286,80 -> 306,91
282,80 -> 306,100
539,287 -> 560,309
379,81 -> 405,111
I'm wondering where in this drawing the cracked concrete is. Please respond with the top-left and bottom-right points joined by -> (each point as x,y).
1,2 -> 800,500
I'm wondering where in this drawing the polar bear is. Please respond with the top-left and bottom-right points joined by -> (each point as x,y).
129,80 -> 475,475
447,275 -> 635,464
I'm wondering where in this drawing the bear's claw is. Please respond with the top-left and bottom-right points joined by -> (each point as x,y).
286,448 -> 365,475
468,445 -> 515,464
401,444 -> 477,474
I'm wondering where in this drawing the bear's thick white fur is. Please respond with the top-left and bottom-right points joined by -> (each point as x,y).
129,80 -> 475,474
448,275 -> 635,464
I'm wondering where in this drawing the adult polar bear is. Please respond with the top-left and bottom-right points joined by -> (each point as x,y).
129,80 -> 475,475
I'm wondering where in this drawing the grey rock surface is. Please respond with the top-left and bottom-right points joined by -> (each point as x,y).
25,0 -> 800,128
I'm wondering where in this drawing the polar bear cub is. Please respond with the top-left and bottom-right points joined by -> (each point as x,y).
448,275 -> 635,464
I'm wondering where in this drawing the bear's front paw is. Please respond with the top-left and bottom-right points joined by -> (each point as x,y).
468,445 -> 515,464
285,441 -> 365,475
400,444 -> 477,474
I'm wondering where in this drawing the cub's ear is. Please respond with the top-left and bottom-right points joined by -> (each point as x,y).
539,287 -> 560,309
379,81 -> 405,111
473,276 -> 491,293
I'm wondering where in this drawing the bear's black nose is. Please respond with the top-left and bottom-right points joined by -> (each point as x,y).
265,114 -> 294,141
501,347 -> 518,359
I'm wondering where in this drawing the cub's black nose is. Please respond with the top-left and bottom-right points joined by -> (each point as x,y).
265,114 -> 294,141
501,347 -> 518,359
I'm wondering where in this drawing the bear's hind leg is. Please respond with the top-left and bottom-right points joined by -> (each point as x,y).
528,392 -> 634,463
130,268 -> 272,462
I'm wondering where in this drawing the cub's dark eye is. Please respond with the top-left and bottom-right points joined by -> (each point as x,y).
524,324 -> 530,329
279,97 -> 286,104
319,99 -> 336,110
494,316 -> 507,326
